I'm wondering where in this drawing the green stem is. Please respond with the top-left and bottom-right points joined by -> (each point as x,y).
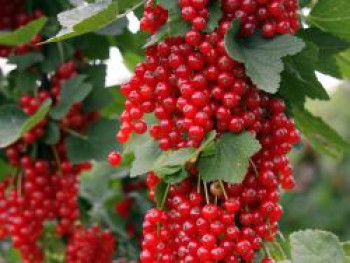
51,146 -> 63,175
203,181 -> 210,204
160,184 -> 170,210
63,128 -> 88,140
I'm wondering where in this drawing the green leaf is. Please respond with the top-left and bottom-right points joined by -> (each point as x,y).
0,99 -> 52,148
130,135 -> 162,177
66,118 -> 120,164
80,162 -> 118,204
40,43 -> 75,73
204,0 -> 222,32
280,41 -> 329,107
299,28 -> 350,79
343,242 -> 350,263
47,0 -> 141,42
199,132 -> 261,183
0,159 -> 12,180
74,34 -> 110,60
163,167 -> 188,184
224,20 -> 305,93
155,181 -> 168,208
9,70 -> 39,94
42,122 -> 60,145
97,17 -> 128,35
50,75 -> 92,120
8,53 -> 44,71
0,17 -> 47,46
309,0 -> 350,41
144,16 -> 191,48
290,230 -> 346,263
293,107 -> 350,158
82,65 -> 113,112
153,131 -> 216,177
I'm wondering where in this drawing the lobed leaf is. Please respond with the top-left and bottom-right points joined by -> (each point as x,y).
224,20 -> 305,93
199,132 -> 261,183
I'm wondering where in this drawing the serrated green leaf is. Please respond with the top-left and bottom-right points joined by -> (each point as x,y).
199,132 -> 261,183
50,75 -> 92,120
0,17 -> 47,46
42,122 -> 60,145
204,0 -> 222,32
290,230 -> 346,263
309,0 -> 350,41
224,20 -> 305,93
0,99 -> 52,148
155,181 -> 168,208
280,41 -> 329,107
293,107 -> 350,158
47,0 -> 141,42
8,53 -> 44,71
66,118 -> 120,164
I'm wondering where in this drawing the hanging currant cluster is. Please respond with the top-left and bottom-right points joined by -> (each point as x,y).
112,0 -> 301,262
0,1 -> 116,262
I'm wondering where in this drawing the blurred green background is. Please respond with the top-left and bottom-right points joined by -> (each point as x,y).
280,84 -> 350,240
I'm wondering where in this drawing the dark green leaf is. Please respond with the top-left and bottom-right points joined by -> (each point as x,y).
0,99 -> 52,148
9,70 -> 39,94
74,34 -> 110,60
8,53 -> 44,71
82,65 -> 113,112
0,17 -> 47,46
309,0 -> 350,41
224,20 -> 305,93
40,43 -> 75,73
280,41 -> 329,107
299,28 -> 350,79
42,122 -> 60,145
0,159 -> 12,180
155,181 -> 168,208
293,107 -> 350,158
47,0 -> 141,42
290,230 -> 346,263
66,118 -> 120,164
204,0 -> 222,32
50,75 -> 92,120
199,132 -> 261,183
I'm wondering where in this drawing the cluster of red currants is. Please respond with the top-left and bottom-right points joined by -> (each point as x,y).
66,225 -> 116,263
140,94 -> 299,262
0,6 -> 110,260
0,0 -> 44,57
111,0 -> 301,262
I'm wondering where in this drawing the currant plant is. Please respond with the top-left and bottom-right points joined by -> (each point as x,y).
0,0 -> 350,262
